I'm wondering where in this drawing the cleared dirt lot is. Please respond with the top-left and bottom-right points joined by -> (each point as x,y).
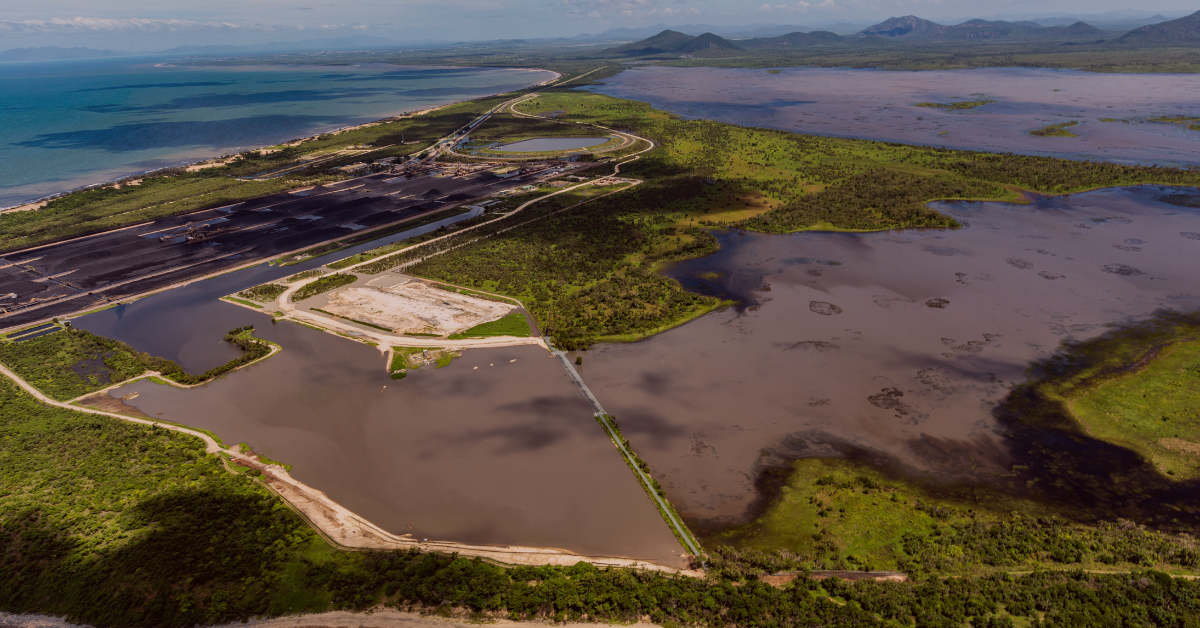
322,278 -> 511,335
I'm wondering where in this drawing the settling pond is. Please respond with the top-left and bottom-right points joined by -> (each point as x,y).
588,66 -> 1200,166
495,137 -> 609,152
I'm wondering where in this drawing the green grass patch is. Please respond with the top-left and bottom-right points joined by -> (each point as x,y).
448,312 -> 531,339
1030,121 -> 1080,137
221,296 -> 264,309
1070,340 -> 1200,479
0,325 -> 271,400
708,457 -> 1200,578
290,273 -> 356,301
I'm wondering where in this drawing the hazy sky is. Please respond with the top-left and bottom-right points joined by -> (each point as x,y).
0,0 -> 1194,50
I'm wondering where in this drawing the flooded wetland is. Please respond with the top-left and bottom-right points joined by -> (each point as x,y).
592,66 -> 1200,166
578,186 -> 1200,532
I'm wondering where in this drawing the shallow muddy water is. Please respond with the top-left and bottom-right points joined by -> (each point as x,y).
112,322 -> 685,563
590,67 -> 1200,166
577,186 -> 1200,531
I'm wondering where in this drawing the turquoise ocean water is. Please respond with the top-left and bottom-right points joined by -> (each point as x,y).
0,57 -> 552,208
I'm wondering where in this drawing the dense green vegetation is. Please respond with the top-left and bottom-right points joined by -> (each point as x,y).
0,377 -> 325,626
448,312 -> 532,339
0,328 -> 151,400
283,269 -> 324,282
0,325 -> 270,400
236,283 -> 287,302
1030,121 -> 1081,137
290,273 -> 357,301
709,458 -> 1200,578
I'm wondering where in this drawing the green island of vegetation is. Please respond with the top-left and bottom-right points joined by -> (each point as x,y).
290,273 -> 357,301
0,325 -> 271,400
1030,121 -> 1081,137
1149,115 -> 1200,132
283,269 -> 324,282
447,312 -> 532,339
915,99 -> 997,111
236,283 -> 287,303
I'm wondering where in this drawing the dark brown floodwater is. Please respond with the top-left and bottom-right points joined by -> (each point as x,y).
576,186 -> 1200,531
112,321 -> 685,564
590,67 -> 1200,166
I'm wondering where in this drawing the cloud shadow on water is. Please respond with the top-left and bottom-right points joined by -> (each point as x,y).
13,114 -> 345,152
80,87 -> 395,114
75,81 -> 233,92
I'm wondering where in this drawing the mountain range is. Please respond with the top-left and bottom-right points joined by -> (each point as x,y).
4,11 -> 1199,64
857,17 -> 1107,40
606,30 -> 743,56
1115,10 -> 1200,44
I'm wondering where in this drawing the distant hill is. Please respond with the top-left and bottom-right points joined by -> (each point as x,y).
1116,10 -> 1200,45
0,47 -> 125,62
858,15 -> 1107,40
574,24 -> 811,41
740,31 -> 846,49
606,30 -> 741,56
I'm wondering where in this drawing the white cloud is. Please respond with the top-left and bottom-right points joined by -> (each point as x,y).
558,0 -> 698,19
0,16 -> 331,34
757,0 -> 835,11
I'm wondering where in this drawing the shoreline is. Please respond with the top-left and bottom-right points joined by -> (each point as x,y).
0,65 -> 560,212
